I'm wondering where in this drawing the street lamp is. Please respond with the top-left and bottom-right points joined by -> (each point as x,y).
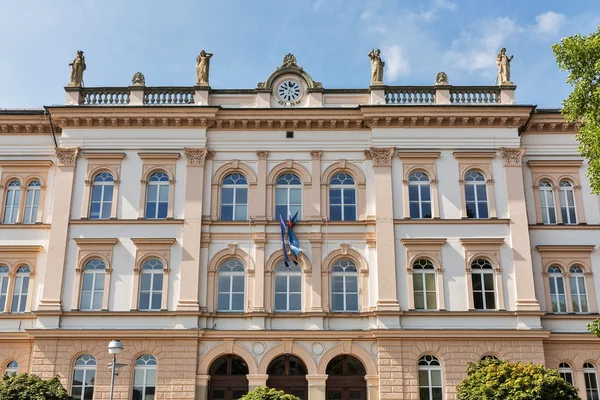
108,340 -> 123,400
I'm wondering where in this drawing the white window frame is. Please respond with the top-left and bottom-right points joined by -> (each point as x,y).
23,180 -> 40,224
11,266 -> 30,313
584,362 -> 599,400
274,263 -> 302,312
418,355 -> 443,400
330,259 -> 359,313
80,259 -> 106,311
71,354 -> 96,400
548,266 -> 567,313
0,265 -> 9,313
329,173 -> 356,221
471,259 -> 496,311
464,171 -> 488,219
275,173 -> 302,220
570,265 -> 589,313
217,259 -> 245,312
89,172 -> 114,220
220,173 -> 248,221
559,362 -> 574,385
133,355 -> 157,400
145,172 -> 169,220
538,180 -> 557,225
559,180 -> 577,225
408,171 -> 432,219
5,360 -> 18,375
413,259 -> 437,311
3,180 -> 21,224
139,259 -> 164,311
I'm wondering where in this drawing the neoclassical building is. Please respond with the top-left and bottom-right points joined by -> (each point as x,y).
1,52 -> 599,400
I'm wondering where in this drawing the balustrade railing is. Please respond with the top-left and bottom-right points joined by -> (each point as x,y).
144,87 -> 195,105
384,87 -> 436,104
81,88 -> 130,105
449,87 -> 500,104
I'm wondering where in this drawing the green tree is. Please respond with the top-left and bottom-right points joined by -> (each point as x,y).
457,358 -> 580,400
0,373 -> 71,400
553,26 -> 600,194
587,319 -> 600,338
239,386 -> 300,400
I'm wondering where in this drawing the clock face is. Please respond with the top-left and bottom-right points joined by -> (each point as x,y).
277,80 -> 302,103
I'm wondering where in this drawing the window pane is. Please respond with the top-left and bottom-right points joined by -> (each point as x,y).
237,188 -> 248,204
275,205 -> 287,219
413,274 -> 424,291
332,294 -> 344,311
410,203 -> 421,219
419,388 -> 431,400
414,294 -> 425,309
141,274 -> 151,290
426,292 -> 437,309
289,276 -> 301,292
94,275 -> 104,290
217,294 -> 230,311
290,205 -> 301,219
158,186 -> 169,201
91,185 -> 103,200
232,294 -> 244,311
218,276 -> 230,293
421,186 -> 431,201
92,292 -> 103,310
146,368 -> 157,385
473,293 -> 483,310
290,188 -> 302,204
346,276 -> 358,292
235,205 -> 247,220
82,274 -> 94,290
422,203 -> 432,219
151,293 -> 161,310
222,188 -> 234,204
344,206 -> 356,221
275,188 -> 287,204
101,201 -> 112,219
409,186 -> 419,201
152,274 -> 163,291
476,184 -> 487,200
147,185 -> 157,200
80,292 -> 91,310
90,202 -> 101,219
478,203 -> 489,218
346,294 -> 358,311
483,273 -> 494,290
72,387 -> 82,398
289,294 -> 301,310
466,203 -> 476,218
275,276 -> 287,292
330,189 -> 342,204
418,370 -> 430,386
330,205 -> 342,221
103,185 -> 114,201
221,205 -> 233,221
344,189 -> 356,203
157,202 -> 168,218
425,273 -> 436,290
139,293 -> 149,310
232,276 -> 244,292
332,276 -> 344,292
465,185 -> 475,201
145,202 -> 156,218
85,370 -> 96,386
485,292 -> 496,309
274,294 -> 287,311
431,370 -> 442,386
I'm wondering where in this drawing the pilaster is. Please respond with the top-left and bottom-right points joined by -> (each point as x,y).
38,148 -> 78,312
499,147 -> 540,312
307,374 -> 328,400
246,374 -> 269,391
177,148 -> 207,311
255,151 -> 268,220
370,147 -> 400,312
253,229 -> 267,313
195,375 -> 209,400
310,150 -> 322,220
310,235 -> 323,312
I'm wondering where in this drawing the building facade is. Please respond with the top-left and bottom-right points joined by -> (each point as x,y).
1,53 -> 600,400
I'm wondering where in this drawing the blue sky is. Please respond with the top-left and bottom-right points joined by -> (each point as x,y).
1,0 -> 599,108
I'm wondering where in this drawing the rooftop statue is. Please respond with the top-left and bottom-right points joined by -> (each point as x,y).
68,50 -> 86,87
496,47 -> 514,86
131,72 -> 145,87
435,71 -> 449,86
196,50 -> 213,86
368,48 -> 385,86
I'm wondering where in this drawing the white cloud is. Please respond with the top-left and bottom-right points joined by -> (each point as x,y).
419,0 -> 457,22
382,44 -> 410,81
534,11 -> 565,35
313,0 -> 324,12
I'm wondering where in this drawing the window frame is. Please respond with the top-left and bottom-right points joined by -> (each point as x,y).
558,180 -> 578,225
547,265 -> 567,313
538,180 -> 557,225
328,173 -> 357,221
453,152 -> 497,219
464,170 -> 489,219
220,173 -> 249,221
79,259 -> 106,311
569,265 -> 589,314
138,153 -> 179,220
145,171 -> 170,220
460,239 -> 505,311
4,360 -> 18,375
2,180 -> 21,224
0,265 -> 9,313
418,355 -> 444,400
584,362 -> 599,400
216,259 -> 246,312
412,259 -> 438,311
408,171 -> 433,219
330,258 -> 360,313
80,153 -> 124,220
72,239 -> 116,312
0,161 -> 51,225
274,262 -> 302,313
131,238 -> 174,312
11,265 -> 30,313
132,355 -> 158,400
138,258 -> 165,312
89,172 -> 115,220
558,362 -> 574,385
398,152 -> 441,219
71,354 -> 96,400
470,259 -> 496,311
275,173 -> 303,221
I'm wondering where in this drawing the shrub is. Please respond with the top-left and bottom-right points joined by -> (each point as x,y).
239,386 -> 301,400
0,373 -> 71,400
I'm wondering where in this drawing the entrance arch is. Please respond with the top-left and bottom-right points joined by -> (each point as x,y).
326,355 -> 367,400
208,354 -> 249,400
266,355 -> 308,399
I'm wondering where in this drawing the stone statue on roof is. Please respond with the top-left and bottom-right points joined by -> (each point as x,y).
368,48 -> 385,86
68,50 -> 86,87
131,72 -> 145,87
496,48 -> 514,86
196,50 -> 213,86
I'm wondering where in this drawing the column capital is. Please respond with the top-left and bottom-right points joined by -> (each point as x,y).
55,147 -> 79,167
499,147 -> 525,166
183,147 -> 208,166
195,374 -> 210,386
310,150 -> 322,160
369,147 -> 395,167
246,374 -> 269,386
365,374 -> 379,386
256,150 -> 269,160
306,374 -> 328,386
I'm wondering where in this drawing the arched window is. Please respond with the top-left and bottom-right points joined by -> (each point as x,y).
267,355 -> 308,399
145,171 -> 169,219
90,172 -> 114,220
481,355 -> 499,361
5,360 -> 18,375
3,180 -> 21,224
331,259 -> 359,312
0,265 -> 8,312
139,259 -> 163,311
409,171 -> 432,219
418,355 -> 443,400
208,355 -> 249,400
559,181 -> 577,224
329,173 -> 356,221
11,266 -> 30,313
132,355 -> 157,400
464,171 -> 488,219
275,173 -> 302,220
23,180 -> 41,224
274,262 -> 302,312
538,180 -> 556,224
221,173 -> 248,221
584,362 -> 599,399
471,259 -> 495,310
71,354 -> 96,400
569,265 -> 588,313
413,259 -> 437,310
559,362 -> 574,385
548,266 -> 567,313
217,259 -> 245,312
80,259 -> 106,311
326,355 -> 367,400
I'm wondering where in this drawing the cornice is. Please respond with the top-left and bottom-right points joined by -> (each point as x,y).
459,238 -> 505,246
0,160 -> 54,167
138,152 -> 181,160
536,245 -> 596,253
529,224 -> 600,230
397,151 -> 441,159
25,328 -> 203,339
69,219 -> 185,225
526,160 -> 583,168
372,329 -> 551,339
73,238 -> 119,245
0,114 -> 60,135
401,238 -> 447,246
0,224 -> 51,230
453,151 -> 497,159
545,332 -> 600,343
524,113 -> 580,134
82,152 -> 126,160
131,238 -> 177,245
0,245 -> 44,253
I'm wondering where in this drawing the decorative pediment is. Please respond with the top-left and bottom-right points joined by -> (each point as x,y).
256,53 -> 323,91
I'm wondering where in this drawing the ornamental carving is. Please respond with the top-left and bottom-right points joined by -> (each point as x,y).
56,148 -> 79,166
435,71 -> 449,86
499,147 -> 525,166
369,147 -> 394,167
310,150 -> 322,160
184,148 -> 207,166
131,72 -> 145,86
256,151 -> 268,160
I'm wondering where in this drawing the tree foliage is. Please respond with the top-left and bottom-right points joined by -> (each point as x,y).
0,373 -> 71,400
239,386 -> 300,400
457,359 -> 580,400
553,26 -> 600,194
587,319 -> 600,338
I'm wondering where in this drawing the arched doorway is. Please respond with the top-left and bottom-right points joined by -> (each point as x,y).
266,355 -> 308,399
326,355 -> 367,400
208,354 -> 249,400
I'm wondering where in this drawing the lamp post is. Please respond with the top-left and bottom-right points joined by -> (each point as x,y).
108,340 -> 123,400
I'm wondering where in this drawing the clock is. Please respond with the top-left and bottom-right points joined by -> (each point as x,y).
277,80 -> 302,103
